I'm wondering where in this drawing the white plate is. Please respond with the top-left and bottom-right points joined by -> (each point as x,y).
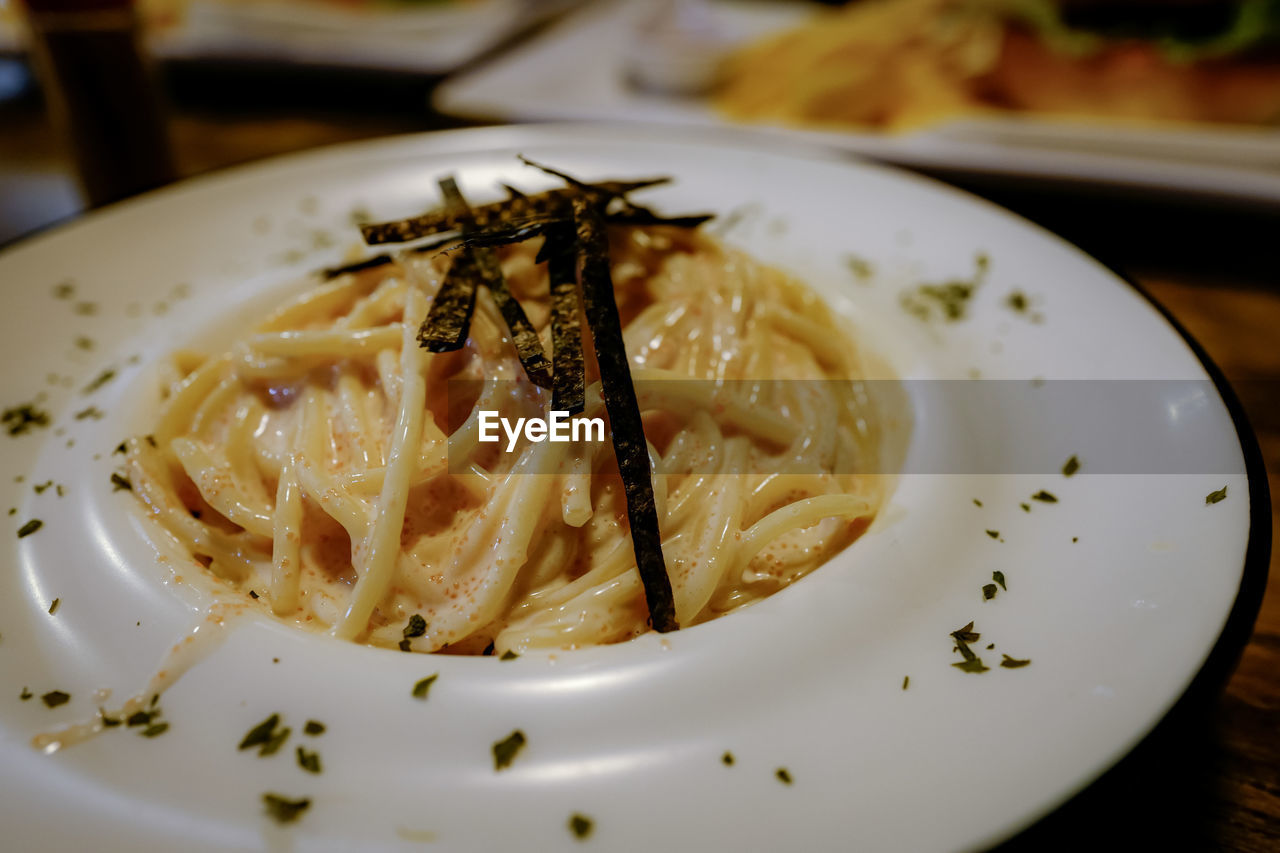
434,0 -> 1280,201
0,124 -> 1265,852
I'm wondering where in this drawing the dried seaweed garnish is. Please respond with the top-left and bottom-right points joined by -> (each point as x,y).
442,181 -> 552,388
417,180 -> 482,353
545,223 -> 586,414
492,729 -> 527,770
574,198 -> 677,634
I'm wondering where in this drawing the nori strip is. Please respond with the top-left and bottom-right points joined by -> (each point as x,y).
360,161 -> 670,246
544,223 -> 585,414
417,181 -> 481,353
320,235 -> 457,281
438,180 -> 553,389
573,197 -> 677,633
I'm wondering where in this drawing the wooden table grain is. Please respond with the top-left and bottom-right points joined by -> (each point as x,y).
2,97 -> 1277,850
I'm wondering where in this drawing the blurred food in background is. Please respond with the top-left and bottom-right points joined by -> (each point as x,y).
716,0 -> 1280,130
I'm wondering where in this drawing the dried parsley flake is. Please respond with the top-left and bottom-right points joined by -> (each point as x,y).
412,674 -> 438,700
17,519 -> 43,538
1206,486 -> 1227,505
492,730 -> 526,770
992,571 -> 1006,590
296,746 -> 322,774
1062,455 -> 1080,477
568,813 -> 594,840
1001,654 -> 1032,669
262,793 -> 311,824
42,690 -> 71,708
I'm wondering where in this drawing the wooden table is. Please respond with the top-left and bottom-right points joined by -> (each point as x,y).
2,81 -> 1277,850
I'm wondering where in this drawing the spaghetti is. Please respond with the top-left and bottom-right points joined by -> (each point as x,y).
125,221 -> 889,654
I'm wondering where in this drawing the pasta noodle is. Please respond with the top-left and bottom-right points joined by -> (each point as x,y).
126,227 -> 891,654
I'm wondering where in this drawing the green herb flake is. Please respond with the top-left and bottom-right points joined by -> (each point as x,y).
844,254 -> 875,282
775,768 -> 793,785
113,441 -> 127,455
993,571 -> 1006,591
1206,486 -> 1228,505
412,674 -> 438,700
1020,503 -> 1031,512
1001,654 -> 1032,669
262,793 -> 311,825
83,368 -> 117,394
239,713 -> 281,750
74,406 -> 104,421
4,403 -> 52,436
902,675 -> 910,690
1004,290 -> 1029,313
127,710 -> 155,727
1031,490 -> 1058,503
985,529 -> 999,539
53,281 -> 75,299
48,597 -> 60,615
403,613 -> 427,638
74,336 -> 94,351
972,498 -> 982,507
296,746 -> 322,774
722,751 -> 735,766
140,722 -> 169,738
41,690 -> 71,708
17,519 -> 42,538
110,473 -> 133,492
100,710 -> 121,727
492,730 -> 527,770
899,253 -> 989,322
952,658 -> 990,673
982,583 -> 998,601
20,687 -> 32,700
33,480 -> 53,494
950,622 -> 989,673
303,720 -> 325,736
568,813 -> 594,840
1062,455 -> 1080,477
259,727 -> 292,756
499,650 -> 519,661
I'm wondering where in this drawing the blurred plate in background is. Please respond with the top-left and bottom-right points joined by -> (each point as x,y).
434,0 -> 1280,200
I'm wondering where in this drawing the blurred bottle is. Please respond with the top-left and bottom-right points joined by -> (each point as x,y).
21,0 -> 176,207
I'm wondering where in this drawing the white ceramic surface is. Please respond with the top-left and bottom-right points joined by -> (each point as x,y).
434,0 -> 1280,200
0,125 -> 1258,852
